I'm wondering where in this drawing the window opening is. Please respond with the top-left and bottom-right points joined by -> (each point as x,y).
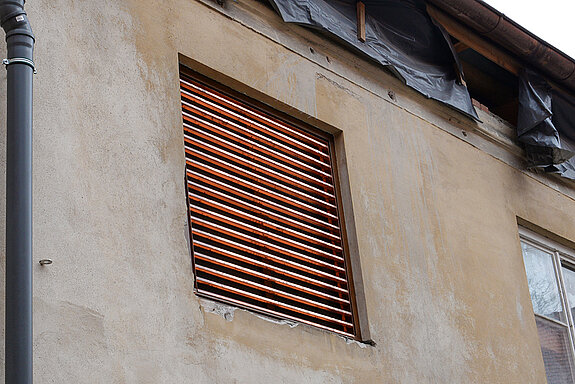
180,65 -> 359,338
452,38 -> 519,125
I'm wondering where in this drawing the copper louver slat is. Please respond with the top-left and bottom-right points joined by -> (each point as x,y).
181,66 -> 357,337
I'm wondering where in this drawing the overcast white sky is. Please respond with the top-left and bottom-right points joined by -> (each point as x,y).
483,0 -> 575,59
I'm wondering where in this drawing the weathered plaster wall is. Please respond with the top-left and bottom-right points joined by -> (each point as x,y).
0,0 -> 572,382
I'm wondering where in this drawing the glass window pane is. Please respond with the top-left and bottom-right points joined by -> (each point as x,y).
536,316 -> 575,384
521,242 -> 565,322
561,265 -> 575,323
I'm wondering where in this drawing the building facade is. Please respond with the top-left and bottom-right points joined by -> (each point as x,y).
1,0 -> 575,382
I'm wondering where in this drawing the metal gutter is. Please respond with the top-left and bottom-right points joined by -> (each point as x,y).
427,0 -> 575,91
0,0 -> 35,383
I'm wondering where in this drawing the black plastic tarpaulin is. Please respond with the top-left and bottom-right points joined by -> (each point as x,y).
267,0 -> 479,120
518,69 -> 575,179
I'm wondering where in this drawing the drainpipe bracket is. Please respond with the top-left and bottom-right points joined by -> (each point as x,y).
2,57 -> 35,73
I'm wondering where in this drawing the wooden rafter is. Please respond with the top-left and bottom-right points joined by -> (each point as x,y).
427,4 -> 522,76
357,1 -> 366,42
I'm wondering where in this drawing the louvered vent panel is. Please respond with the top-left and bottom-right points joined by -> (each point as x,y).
180,68 -> 356,337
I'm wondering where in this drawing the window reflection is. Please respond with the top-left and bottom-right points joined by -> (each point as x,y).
522,242 -> 565,322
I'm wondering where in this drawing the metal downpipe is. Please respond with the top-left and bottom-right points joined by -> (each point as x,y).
0,1 -> 35,383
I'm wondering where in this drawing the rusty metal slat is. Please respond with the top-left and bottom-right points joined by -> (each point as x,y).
195,259 -> 350,308
185,130 -> 333,189
189,183 -> 341,241
193,241 -> 349,293
181,79 -> 328,150
196,277 -> 354,327
189,193 -> 342,251
183,121 -> 333,179
186,165 -> 338,222
184,130 -> 333,190
192,234 -> 347,283
181,96 -> 329,161
186,136 -> 335,200
181,105 -> 329,169
187,151 -> 335,211
190,207 -> 344,260
190,221 -> 346,271
181,93 -> 329,160
186,153 -> 337,211
187,175 -> 339,231
180,80 -> 328,150
197,264 -> 351,315
182,71 -> 355,337
196,290 -> 355,337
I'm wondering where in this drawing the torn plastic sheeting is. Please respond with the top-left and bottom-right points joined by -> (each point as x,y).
267,0 -> 479,120
543,162 -> 575,180
546,98 -> 575,179
541,131 -> 575,179
518,69 -> 575,179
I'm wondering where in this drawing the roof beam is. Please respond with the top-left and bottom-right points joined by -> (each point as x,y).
427,4 -> 522,76
356,1 -> 366,42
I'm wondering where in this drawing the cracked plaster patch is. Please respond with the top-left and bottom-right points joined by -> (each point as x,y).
200,298 -> 237,322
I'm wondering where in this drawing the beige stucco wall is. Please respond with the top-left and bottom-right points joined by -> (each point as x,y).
0,0 -> 573,382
